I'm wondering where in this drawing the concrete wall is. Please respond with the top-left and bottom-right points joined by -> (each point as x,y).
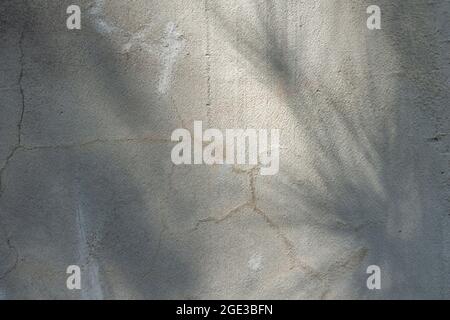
0,0 -> 448,299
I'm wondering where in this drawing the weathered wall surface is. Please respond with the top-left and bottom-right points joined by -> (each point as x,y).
0,0 -> 449,299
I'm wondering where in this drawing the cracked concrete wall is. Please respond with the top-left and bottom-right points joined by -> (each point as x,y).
0,0 -> 449,299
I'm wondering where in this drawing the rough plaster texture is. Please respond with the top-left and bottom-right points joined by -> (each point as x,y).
0,0 -> 449,299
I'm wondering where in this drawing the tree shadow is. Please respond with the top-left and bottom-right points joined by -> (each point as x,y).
0,0 -> 448,300
208,0 -> 448,298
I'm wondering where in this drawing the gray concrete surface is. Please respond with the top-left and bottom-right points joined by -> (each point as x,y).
0,0 -> 449,299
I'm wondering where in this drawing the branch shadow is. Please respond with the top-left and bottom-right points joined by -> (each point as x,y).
208,0 -> 448,298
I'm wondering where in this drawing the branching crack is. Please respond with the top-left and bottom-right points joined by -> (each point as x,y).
0,28 -> 27,282
0,28 -> 26,198
0,238 -> 19,280
192,166 -> 320,275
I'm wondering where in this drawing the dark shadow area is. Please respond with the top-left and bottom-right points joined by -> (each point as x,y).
0,0 -> 197,299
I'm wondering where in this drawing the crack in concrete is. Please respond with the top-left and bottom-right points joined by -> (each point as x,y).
0,239 -> 19,280
0,27 -> 27,283
0,28 -> 26,198
0,147 -> 22,198
20,136 -> 173,151
193,202 -> 252,228
191,166 -> 370,285
0,135 -> 172,196
191,167 -> 259,230
17,28 -> 25,146
191,166 -> 321,274
204,0 -> 212,126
